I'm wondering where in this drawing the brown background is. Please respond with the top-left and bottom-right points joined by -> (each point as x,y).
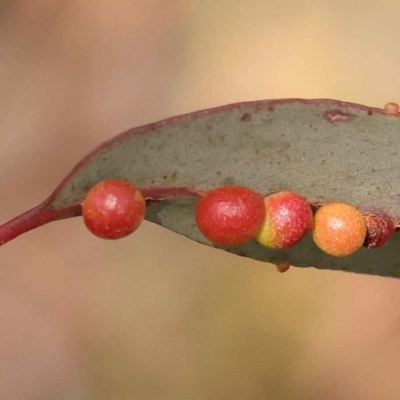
1,1 -> 400,399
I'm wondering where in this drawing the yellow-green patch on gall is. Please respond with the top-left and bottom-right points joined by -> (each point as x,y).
257,191 -> 313,249
256,213 -> 276,248
312,202 -> 367,257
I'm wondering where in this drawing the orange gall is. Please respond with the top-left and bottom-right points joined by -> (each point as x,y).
312,202 -> 367,257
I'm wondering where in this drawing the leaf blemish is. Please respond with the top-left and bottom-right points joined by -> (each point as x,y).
324,109 -> 357,123
241,113 -> 252,122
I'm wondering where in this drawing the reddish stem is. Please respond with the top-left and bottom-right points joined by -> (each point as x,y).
0,186 -> 198,247
0,201 -> 82,246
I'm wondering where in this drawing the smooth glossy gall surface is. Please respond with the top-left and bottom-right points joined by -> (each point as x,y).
195,186 -> 265,246
82,179 -> 146,239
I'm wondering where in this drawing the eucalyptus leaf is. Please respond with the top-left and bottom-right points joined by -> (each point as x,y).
2,99 -> 400,277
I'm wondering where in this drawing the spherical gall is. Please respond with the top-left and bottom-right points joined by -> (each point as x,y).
312,202 -> 367,257
384,102 -> 400,114
363,214 -> 394,248
195,185 -> 265,246
256,191 -> 313,249
82,179 -> 146,239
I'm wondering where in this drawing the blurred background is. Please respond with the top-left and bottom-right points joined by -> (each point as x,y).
1,1 -> 400,399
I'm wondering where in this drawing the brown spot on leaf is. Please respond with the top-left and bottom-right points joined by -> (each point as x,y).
159,171 -> 178,183
324,109 -> 358,123
240,113 -> 252,122
268,106 -> 274,111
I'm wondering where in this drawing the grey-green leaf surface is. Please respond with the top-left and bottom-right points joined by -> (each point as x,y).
3,99 -> 400,277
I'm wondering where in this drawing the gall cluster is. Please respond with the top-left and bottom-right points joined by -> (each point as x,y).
194,185 -> 394,257
80,180 -> 394,260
